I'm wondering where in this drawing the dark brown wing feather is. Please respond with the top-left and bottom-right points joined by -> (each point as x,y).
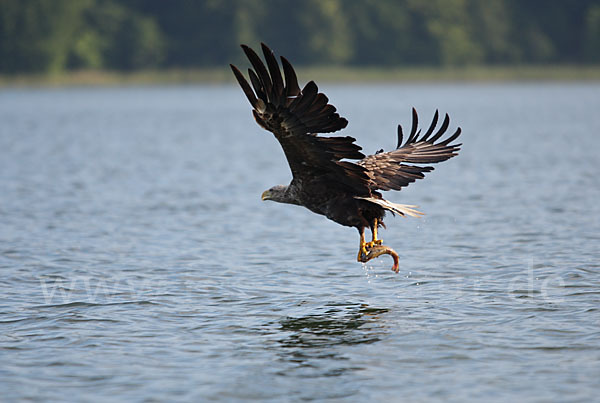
231,43 -> 371,195
358,108 -> 462,191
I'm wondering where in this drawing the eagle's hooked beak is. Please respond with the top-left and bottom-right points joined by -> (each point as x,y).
261,190 -> 272,201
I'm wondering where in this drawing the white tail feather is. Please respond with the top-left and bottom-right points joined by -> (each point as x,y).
355,196 -> 424,217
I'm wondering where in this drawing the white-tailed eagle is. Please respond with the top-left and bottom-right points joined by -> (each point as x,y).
230,44 -> 461,272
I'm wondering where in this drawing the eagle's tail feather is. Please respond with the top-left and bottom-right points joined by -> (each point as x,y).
356,196 -> 424,217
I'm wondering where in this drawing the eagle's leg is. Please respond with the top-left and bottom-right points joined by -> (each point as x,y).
366,218 -> 383,248
357,227 -> 368,262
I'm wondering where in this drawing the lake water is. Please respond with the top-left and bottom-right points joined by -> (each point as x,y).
1,83 -> 599,402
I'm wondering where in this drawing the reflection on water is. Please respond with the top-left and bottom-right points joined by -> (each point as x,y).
276,304 -> 388,377
280,304 -> 388,349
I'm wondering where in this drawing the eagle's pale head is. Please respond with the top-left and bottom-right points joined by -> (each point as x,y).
261,185 -> 299,205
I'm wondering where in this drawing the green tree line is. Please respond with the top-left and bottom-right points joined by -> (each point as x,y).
1,0 -> 599,74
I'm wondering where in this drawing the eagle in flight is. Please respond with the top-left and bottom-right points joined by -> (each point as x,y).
230,44 -> 461,272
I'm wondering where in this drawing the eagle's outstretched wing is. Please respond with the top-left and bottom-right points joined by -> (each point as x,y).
230,43 -> 370,194
358,108 -> 462,191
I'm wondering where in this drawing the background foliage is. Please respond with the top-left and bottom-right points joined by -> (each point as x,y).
1,0 -> 599,74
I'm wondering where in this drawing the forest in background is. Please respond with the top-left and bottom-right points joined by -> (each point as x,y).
1,0 -> 600,75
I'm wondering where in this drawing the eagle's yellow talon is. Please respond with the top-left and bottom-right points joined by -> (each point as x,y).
357,244 -> 369,262
365,240 -> 383,249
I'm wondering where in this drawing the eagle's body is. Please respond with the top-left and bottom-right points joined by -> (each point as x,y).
269,179 -> 381,229
231,44 -> 461,272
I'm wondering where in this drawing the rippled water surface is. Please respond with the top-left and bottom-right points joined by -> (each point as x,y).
1,83 -> 599,402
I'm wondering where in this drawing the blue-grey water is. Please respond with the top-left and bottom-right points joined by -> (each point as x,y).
1,83 -> 599,402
